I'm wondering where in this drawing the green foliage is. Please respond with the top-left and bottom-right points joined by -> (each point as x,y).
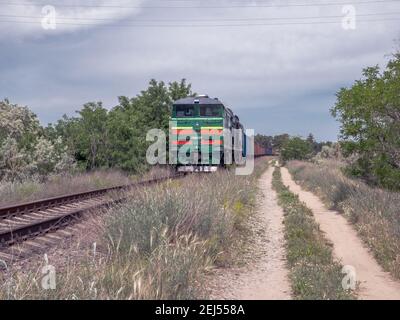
0,98 -> 41,149
280,137 -> 313,162
0,99 -> 75,180
76,102 -> 109,169
255,134 -> 273,149
313,143 -> 341,162
255,134 -> 291,151
331,53 -> 400,190
2,79 -> 193,179
49,79 -> 193,172
272,133 -> 290,151
306,133 -> 328,153
256,133 -> 331,159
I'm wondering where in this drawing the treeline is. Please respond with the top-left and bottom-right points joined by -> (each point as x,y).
0,79 -> 193,180
331,52 -> 400,190
45,79 -> 193,172
255,133 -> 332,161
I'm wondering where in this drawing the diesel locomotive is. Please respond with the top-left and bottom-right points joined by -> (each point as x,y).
170,95 -> 271,172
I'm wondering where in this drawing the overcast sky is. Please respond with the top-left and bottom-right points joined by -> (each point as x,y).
1,0 -> 400,141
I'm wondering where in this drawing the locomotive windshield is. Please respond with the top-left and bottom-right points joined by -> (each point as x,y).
174,105 -> 195,117
200,105 -> 222,117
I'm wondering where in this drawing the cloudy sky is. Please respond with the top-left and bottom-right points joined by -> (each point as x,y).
1,0 -> 400,141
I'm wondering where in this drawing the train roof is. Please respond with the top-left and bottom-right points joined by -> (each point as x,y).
172,95 -> 244,128
173,95 -> 223,105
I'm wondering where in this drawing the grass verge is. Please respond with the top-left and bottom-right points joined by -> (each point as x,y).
0,166 -> 174,207
272,166 -> 355,300
287,160 -> 400,280
0,160 -> 269,299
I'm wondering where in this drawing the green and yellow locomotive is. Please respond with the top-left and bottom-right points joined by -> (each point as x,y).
170,95 -> 247,172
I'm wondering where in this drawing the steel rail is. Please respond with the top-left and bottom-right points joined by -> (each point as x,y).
0,174 -> 184,220
0,173 -> 185,248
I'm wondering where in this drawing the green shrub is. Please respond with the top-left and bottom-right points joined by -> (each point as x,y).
280,137 -> 313,162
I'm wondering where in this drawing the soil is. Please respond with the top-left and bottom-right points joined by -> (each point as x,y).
208,167 -> 291,299
281,167 -> 400,300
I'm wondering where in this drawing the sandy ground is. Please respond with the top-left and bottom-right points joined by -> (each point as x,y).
208,167 -> 291,300
281,167 -> 400,300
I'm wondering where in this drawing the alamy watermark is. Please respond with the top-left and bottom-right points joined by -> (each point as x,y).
342,5 -> 357,30
41,254 -> 56,290
146,122 -> 255,175
37,4 -> 358,31
41,5 -> 57,30
341,265 -> 357,290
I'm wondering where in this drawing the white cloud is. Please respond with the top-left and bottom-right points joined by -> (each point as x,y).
0,0 -> 147,38
1,0 -> 400,140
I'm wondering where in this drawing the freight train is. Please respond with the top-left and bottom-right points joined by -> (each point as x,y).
255,144 -> 273,158
170,95 -> 272,172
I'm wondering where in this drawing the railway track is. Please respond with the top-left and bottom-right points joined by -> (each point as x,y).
0,174 -> 185,264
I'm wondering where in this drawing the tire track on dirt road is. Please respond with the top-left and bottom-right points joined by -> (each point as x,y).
209,166 -> 291,300
281,167 -> 400,300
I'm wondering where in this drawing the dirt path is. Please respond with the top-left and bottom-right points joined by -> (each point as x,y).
209,167 -> 291,300
281,167 -> 400,300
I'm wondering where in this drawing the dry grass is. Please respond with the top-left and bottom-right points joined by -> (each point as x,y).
0,161 -> 268,299
272,166 -> 355,300
0,166 -> 177,207
0,170 -> 131,207
287,160 -> 400,280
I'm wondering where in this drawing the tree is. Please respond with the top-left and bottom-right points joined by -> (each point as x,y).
306,132 -> 326,153
313,143 -> 342,161
2,79 -> 195,178
168,79 -> 195,102
31,136 -> 75,177
331,53 -> 400,190
307,133 -> 315,144
0,137 -> 29,180
280,137 -> 313,162
76,102 -> 109,169
255,134 -> 273,149
272,134 -> 290,151
107,79 -> 194,172
0,99 -> 41,150
0,99 -> 75,180
45,114 -> 81,157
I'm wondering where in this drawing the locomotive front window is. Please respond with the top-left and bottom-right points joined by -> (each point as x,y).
174,105 -> 195,117
200,105 -> 222,117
